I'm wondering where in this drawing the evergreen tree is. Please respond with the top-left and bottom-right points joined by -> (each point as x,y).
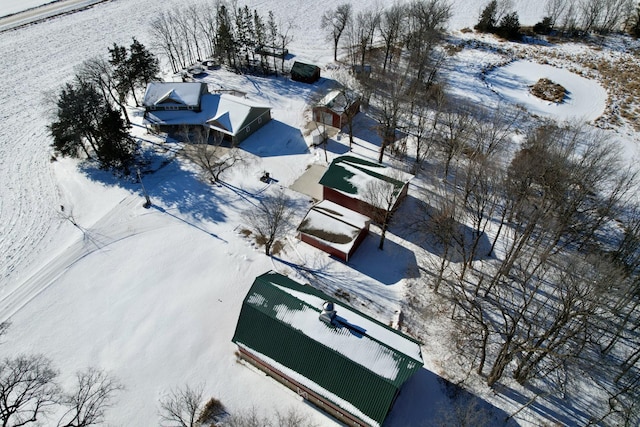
254,10 -> 267,68
216,5 -> 236,66
95,106 -> 136,173
497,11 -> 521,39
243,6 -> 256,61
49,79 -> 104,159
128,38 -> 159,91
534,16 -> 554,35
49,77 -> 135,174
108,43 -> 136,107
475,0 -> 497,32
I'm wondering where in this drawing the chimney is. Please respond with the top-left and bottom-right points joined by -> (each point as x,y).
319,301 -> 336,325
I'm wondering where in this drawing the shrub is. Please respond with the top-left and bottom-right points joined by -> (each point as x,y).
530,78 -> 566,103
534,16 -> 554,35
197,397 -> 226,425
475,0 -> 497,33
497,11 -> 521,40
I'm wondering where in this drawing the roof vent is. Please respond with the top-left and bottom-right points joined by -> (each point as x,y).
319,301 -> 336,325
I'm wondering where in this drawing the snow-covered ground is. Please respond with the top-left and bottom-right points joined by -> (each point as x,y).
485,60 -> 607,121
0,0 -> 637,426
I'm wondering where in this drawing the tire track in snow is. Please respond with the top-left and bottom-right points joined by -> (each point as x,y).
0,194 -> 156,322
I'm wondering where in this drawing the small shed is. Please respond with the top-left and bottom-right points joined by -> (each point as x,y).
232,272 -> 423,427
313,90 -> 361,129
297,200 -> 370,262
318,155 -> 412,221
291,61 -> 320,84
255,45 -> 288,59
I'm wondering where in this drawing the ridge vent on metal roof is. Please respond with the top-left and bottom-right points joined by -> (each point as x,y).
319,301 -> 336,325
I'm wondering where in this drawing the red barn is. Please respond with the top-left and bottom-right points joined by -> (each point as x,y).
318,155 -> 411,222
297,200 -> 370,262
312,90 -> 360,130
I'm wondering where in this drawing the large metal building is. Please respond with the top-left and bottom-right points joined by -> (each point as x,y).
232,272 -> 423,427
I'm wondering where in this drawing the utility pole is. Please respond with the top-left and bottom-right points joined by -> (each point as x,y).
136,167 -> 152,208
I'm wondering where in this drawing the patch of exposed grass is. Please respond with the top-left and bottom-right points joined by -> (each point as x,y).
530,78 -> 566,103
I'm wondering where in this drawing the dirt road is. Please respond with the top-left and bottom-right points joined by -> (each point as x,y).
0,0 -> 108,32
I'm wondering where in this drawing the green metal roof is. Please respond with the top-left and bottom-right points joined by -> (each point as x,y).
318,155 -> 407,197
232,272 -> 423,426
291,61 -> 320,78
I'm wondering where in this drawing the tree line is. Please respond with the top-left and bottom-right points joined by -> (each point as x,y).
403,105 -> 640,424
48,38 -> 159,174
149,1 -> 293,75
475,0 -> 640,39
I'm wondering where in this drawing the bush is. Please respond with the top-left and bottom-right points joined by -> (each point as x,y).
530,78 -> 566,103
533,16 -> 554,35
197,397 -> 226,425
475,0 -> 497,33
497,12 -> 521,40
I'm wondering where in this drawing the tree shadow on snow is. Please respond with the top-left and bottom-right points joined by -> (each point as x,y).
385,368 -> 519,427
78,150 -> 227,226
346,232 -> 419,285
392,194 -> 493,263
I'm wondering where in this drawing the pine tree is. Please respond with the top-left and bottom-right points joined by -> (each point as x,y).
49,79 -> 104,159
128,38 -> 159,93
497,11 -> 521,39
50,77 -> 135,174
108,43 -> 135,107
216,5 -> 236,67
475,0 -> 497,32
95,106 -> 136,173
254,10 -> 267,68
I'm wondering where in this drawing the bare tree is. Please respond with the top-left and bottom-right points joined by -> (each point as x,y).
361,171 -> 407,250
159,383 -> 204,427
368,64 -> 409,163
180,127 -> 249,184
57,368 -> 123,427
346,8 -> 381,68
321,3 -> 353,62
225,407 -> 317,427
277,19 -> 295,73
246,189 -> 295,256
544,0 -> 571,28
438,106 -> 472,179
378,3 -> 405,71
76,57 -> 130,125
0,355 -> 60,427
405,0 -> 452,84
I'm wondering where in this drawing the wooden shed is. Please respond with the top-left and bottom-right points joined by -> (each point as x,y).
313,90 -> 361,130
291,61 -> 320,83
297,200 -> 370,262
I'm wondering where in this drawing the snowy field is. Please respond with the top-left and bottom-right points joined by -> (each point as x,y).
0,0 -> 637,426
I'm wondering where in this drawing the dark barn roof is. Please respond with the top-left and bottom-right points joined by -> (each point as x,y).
291,61 -> 320,83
